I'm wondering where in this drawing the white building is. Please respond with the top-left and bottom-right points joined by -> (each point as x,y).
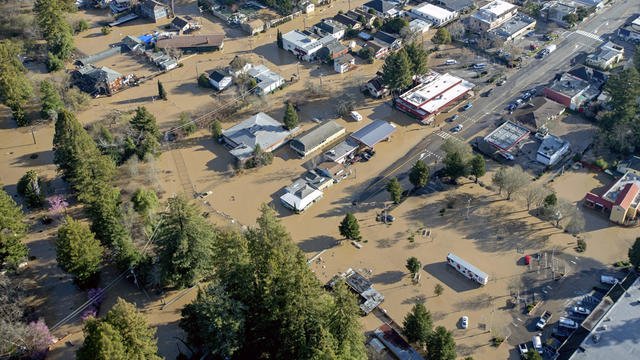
281,30 -> 323,61
334,54 -> 355,73
409,19 -> 431,34
280,180 -> 324,213
469,0 -> 517,32
409,3 -> 457,27
208,70 -> 232,91
536,134 -> 570,165
247,65 -> 285,95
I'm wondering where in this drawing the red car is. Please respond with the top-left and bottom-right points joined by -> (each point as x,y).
524,255 -> 532,265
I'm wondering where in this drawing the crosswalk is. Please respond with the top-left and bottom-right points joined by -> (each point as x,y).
574,30 -> 604,42
419,149 -> 442,161
434,130 -> 463,142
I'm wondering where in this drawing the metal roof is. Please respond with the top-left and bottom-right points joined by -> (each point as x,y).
349,119 -> 396,148
157,34 -> 224,49
222,112 -> 293,160
290,120 -> 345,154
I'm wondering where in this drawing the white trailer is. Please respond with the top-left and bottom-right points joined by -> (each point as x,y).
446,253 -> 489,285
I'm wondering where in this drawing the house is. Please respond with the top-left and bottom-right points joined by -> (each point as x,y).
324,140 -> 359,163
170,17 -> 191,33
363,77 -> 389,98
585,172 -> 640,225
373,31 -> 402,49
585,41 -> 624,70
542,1 -> 577,29
334,53 -> 355,73
395,71 -> 475,123
247,64 -> 285,95
156,34 -> 224,52
409,19 -> 431,34
543,73 -> 600,111
435,0 -> 475,13
122,35 -> 144,52
618,15 -> 640,43
140,0 -> 169,22
364,40 -> 389,59
469,0 -> 517,32
317,39 -> 349,61
617,156 -> 640,176
313,19 -> 346,40
226,57 -> 253,77
510,97 -> 566,131
72,65 -> 126,95
483,121 -> 531,152
374,323 -> 424,360
110,0 -> 131,13
567,66 -> 608,88
317,161 -> 347,180
300,1 -> 314,14
350,119 -> 396,148
346,9 -> 376,27
409,3 -> 457,27
241,19 -> 265,35
327,269 -> 384,315
280,180 -> 324,213
303,169 -> 334,190
536,134 -> 570,165
221,112 -> 295,163
488,13 -> 536,42
208,70 -> 232,91
281,30 -> 323,61
333,13 -> 361,30
362,0 -> 399,19
289,120 -> 345,157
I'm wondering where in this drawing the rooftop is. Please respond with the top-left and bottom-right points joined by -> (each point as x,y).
247,64 -> 284,90
335,53 -> 355,65
602,172 -> 640,208
374,323 -> 424,360
324,139 -> 359,162
549,73 -> 592,98
314,19 -> 346,34
290,120 -> 345,154
411,3 -> 456,20
476,0 -> 515,18
618,156 -> 640,172
537,134 -> 569,158
399,72 -> 474,115
489,13 -> 536,38
333,13 -> 359,28
344,269 -> 384,314
436,0 -> 475,12
484,121 -> 531,151
350,119 -> 396,148
373,31 -> 400,46
282,30 -> 322,51
208,70 -> 229,82
363,0 -> 396,13
171,16 -> 190,28
512,97 -> 566,130
222,112 -> 293,160
156,34 -> 224,49
280,184 -> 323,212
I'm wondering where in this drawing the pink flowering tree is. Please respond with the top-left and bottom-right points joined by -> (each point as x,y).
48,195 -> 69,213
24,319 -> 56,359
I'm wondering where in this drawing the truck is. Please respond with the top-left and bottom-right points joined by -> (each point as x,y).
446,253 -> 489,285
536,311 -> 553,330
545,44 -> 557,53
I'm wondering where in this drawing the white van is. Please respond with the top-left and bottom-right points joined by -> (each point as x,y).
473,63 -> 486,69
445,59 -> 457,65
350,111 -> 363,122
558,317 -> 578,329
532,335 -> 543,354
601,275 -> 619,285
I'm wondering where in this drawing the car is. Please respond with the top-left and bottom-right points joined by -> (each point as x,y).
364,148 -> 376,157
384,214 -> 395,223
524,255 -> 532,265
499,152 -> 514,161
518,343 -> 529,355
360,153 -> 370,161
473,63 -> 486,69
350,111 -> 362,122
461,316 -> 468,329
507,103 -> 517,111
573,306 -> 591,315
516,99 -> 524,105
601,275 -> 619,285
483,89 -> 494,97
497,79 -> 506,86
445,59 -> 457,65
529,88 -> 537,94
449,114 -> 459,122
452,124 -> 463,132
462,103 -> 473,111
522,92 -> 532,101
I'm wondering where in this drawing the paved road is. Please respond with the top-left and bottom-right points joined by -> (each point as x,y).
356,0 -> 640,203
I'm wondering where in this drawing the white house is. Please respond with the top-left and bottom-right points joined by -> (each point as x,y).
209,70 -> 232,91
300,1 -> 314,14
362,0 -> 399,19
334,54 -> 355,74
409,3 -> 457,27
280,180 -> 324,213
281,30 -> 323,61
536,134 -> 570,165
247,64 -> 285,95
409,19 -> 431,34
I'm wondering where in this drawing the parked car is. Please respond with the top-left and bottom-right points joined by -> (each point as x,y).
461,316 -> 469,329
558,317 -> 579,329
529,88 -> 537,94
482,88 -> 494,97
522,92 -> 532,101
452,124 -> 463,132
507,103 -> 517,111
518,343 -> 529,355
497,79 -> 506,86
462,103 -> 473,111
499,152 -> 514,161
448,114 -> 459,122
384,214 -> 395,223
572,306 -> 591,316
516,99 -> 524,105
360,153 -> 370,161
601,275 -> 619,285
445,59 -> 457,65
364,148 -> 376,157
473,63 -> 486,69
350,111 -> 362,122
524,255 -> 532,265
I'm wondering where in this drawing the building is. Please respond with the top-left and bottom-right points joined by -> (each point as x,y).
110,0 -> 131,13
317,39 -> 349,61
374,323 -> 424,360
567,66 -> 608,89
395,71 -> 475,123
170,17 -> 190,33
483,121 -> 530,152
122,35 -> 144,52
364,40 -> 389,59
618,15 -> 640,43
303,169 -> 334,190
543,73 -> 600,111
156,34 -> 224,52
616,156 -> 640,176
332,13 -> 361,30
435,0 -> 475,13
334,53 -> 355,73
241,19 -> 265,35
488,13 -> 536,42
280,181 -> 324,213
247,64 -> 285,95
289,120 -> 345,157
469,0 -> 517,32
362,0 -> 399,19
363,77 -> 389,98
72,65 -> 126,95
327,269 -> 384,315
347,9 -> 376,27
324,140 -> 359,163
584,171 -> 640,225
226,57 -> 253,77
316,161 -> 347,180
409,3 -> 457,27
140,0 -> 169,22
350,119 -> 396,148
409,19 -> 431,34
221,112 -> 295,163
585,41 -> 624,70
536,134 -> 570,165
208,70 -> 232,91
510,97 -> 566,131
373,31 -> 402,49
542,1 -> 577,29
300,1 -> 315,14
281,30 -> 323,61
313,19 -> 346,40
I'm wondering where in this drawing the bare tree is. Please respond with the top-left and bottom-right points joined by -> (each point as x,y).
305,81 -> 325,98
565,212 -> 586,234
124,156 -> 140,178
336,93 -> 356,116
446,21 -> 465,41
520,182 -> 550,211
400,26 -> 420,42
502,166 -> 529,200
552,199 -> 578,228
440,138 -> 472,161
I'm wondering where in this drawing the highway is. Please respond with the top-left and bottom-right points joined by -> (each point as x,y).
355,0 -> 639,203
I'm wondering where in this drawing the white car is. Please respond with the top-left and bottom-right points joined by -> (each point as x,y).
499,152 -> 514,160
573,306 -> 591,315
518,343 -> 529,355
452,124 -> 463,132
350,111 -> 362,122
601,275 -> 619,285
445,59 -> 457,65
461,316 -> 468,329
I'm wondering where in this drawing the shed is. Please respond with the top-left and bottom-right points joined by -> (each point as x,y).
290,120 -> 345,157
349,119 -> 396,148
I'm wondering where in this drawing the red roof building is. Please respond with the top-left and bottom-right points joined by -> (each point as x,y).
584,172 -> 640,225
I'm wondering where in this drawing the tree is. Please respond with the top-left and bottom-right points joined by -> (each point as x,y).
629,237 -> 640,270
277,29 -> 283,48
426,326 -> 456,360
441,138 -> 472,161
101,26 -> 111,35
34,0 -> 74,61
17,170 -> 43,208
525,351 -> 543,360
409,160 -> 429,189
211,119 -> 222,139
131,188 -> 158,218
406,257 -> 421,275
339,212 -> 361,240
443,152 -> 467,183
382,17 -> 409,34
386,177 -> 402,204
0,187 -> 29,270
156,195 -> 216,288
40,80 -> 64,119
77,298 -> 161,360
327,279 -> 367,359
432,27 -> 451,45
446,21 -> 465,40
130,106 -> 160,138
179,112 -> 196,135
75,18 -> 90,33
565,213 -> 585,235
230,56 -> 248,71
157,80 -> 167,100
358,47 -> 375,62
602,67 -> 640,130
404,42 -> 429,76
492,166 -> 507,195
468,155 -> 486,183
0,41 -> 33,125
543,193 -> 558,208
283,102 -> 298,130
520,183 -> 549,211
382,49 -> 412,92
373,18 -> 383,29
434,283 -> 444,296
635,45 -> 640,73
502,166 -> 529,200
56,216 -> 103,283
197,73 -> 211,88
403,303 -> 432,347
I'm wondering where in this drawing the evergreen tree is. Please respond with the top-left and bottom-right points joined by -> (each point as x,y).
156,195 -> 216,288
443,151 -> 467,183
157,81 -> 167,100
426,326 -> 456,360
56,216 -> 103,283
635,45 -> 640,73
339,212 -> 361,240
130,107 -> 160,139
77,298 -> 161,360
0,41 -> 33,125
327,279 -> 366,359
382,49 -> 413,93
386,177 -> 402,204
403,303 -> 432,347
406,257 -> 421,275
211,119 -> 222,139
283,103 -> 299,130
404,42 -> 429,76
469,155 -> 486,183
0,187 -> 29,270
34,0 -> 74,61
409,160 -> 429,189
131,188 -> 158,218
40,80 -> 64,119
628,237 -> 640,270
17,170 -> 43,208
432,27 -> 452,45
197,73 -> 211,88
277,29 -> 283,49
544,193 -> 558,208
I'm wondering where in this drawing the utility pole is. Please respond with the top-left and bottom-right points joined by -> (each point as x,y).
30,126 -> 36,144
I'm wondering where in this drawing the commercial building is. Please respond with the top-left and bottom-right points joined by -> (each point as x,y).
362,0 -> 399,19
616,156 -> 640,176
488,14 -> 536,42
536,134 -> 570,165
469,0 -> 517,32
324,140 -> 359,163
280,180 -> 323,213
156,34 -> 224,52
584,171 -> 640,225
221,112 -> 295,163
618,15 -> 640,43
542,1 -> 577,29
585,41 -> 624,70
543,73 -> 600,111
409,3 -> 457,27
247,64 -> 285,95
289,120 -> 345,157
374,323 -> 424,360
349,119 -> 396,148
435,0 -> 475,13
483,121 -> 530,152
313,19 -> 346,40
140,0 -> 169,22
395,71 -> 475,122
281,30 -> 323,61
510,97 -> 566,131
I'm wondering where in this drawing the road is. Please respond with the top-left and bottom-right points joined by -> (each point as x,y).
355,0 -> 639,203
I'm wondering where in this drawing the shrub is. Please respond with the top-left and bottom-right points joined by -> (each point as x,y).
101,26 -> 111,35
198,73 -> 211,88
593,158 -> 608,170
492,336 -> 504,346
47,53 -> 64,72
75,19 -> 90,33
577,238 -> 587,252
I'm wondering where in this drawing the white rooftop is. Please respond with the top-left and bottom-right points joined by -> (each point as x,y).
411,3 -> 455,21
478,0 -> 515,17
280,185 -> 323,212
282,30 -> 321,52
537,134 -> 569,157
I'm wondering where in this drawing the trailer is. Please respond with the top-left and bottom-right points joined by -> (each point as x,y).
446,253 -> 488,285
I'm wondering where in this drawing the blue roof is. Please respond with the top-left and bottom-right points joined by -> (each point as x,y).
350,119 -> 396,148
138,34 -> 153,44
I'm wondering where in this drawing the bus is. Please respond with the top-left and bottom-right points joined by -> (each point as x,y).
446,253 -> 488,285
